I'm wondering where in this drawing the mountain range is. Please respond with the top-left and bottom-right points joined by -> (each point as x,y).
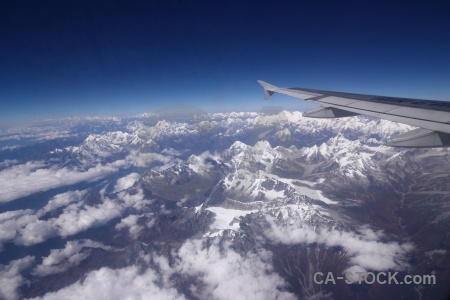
0,110 -> 448,299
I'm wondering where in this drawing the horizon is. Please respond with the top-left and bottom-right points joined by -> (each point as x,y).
0,104 -> 307,130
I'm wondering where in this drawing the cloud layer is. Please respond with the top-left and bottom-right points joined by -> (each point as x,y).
0,183 -> 150,250
0,160 -> 129,203
264,217 -> 414,274
29,239 -> 295,300
113,172 -> 140,192
0,256 -> 35,300
173,240 -> 296,300
33,239 -> 114,277
0,150 -> 171,204
29,265 -> 186,300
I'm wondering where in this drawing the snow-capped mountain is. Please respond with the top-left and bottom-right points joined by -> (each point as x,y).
0,111 -> 449,300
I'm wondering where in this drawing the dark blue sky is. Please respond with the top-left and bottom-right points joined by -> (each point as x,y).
1,0 -> 449,126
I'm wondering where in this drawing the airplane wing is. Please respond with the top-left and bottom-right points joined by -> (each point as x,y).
257,80 -> 450,147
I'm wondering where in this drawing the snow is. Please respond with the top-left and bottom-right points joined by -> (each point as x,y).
387,152 -> 402,162
222,139 -> 338,205
263,189 -> 285,200
274,177 -> 337,204
205,207 -> 256,237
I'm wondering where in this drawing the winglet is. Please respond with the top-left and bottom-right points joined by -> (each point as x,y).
257,80 -> 278,100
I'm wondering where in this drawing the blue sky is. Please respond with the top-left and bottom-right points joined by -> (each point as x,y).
1,0 -> 450,126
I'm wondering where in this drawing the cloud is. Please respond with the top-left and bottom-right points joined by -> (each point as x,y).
264,217 -> 414,275
1,184 -> 152,249
0,190 -> 97,250
0,148 -> 173,204
174,239 -> 295,300
33,239 -> 114,277
425,249 -> 447,258
28,265 -> 186,300
115,215 -> 143,239
51,199 -> 121,238
38,190 -> 88,216
0,194 -> 109,249
0,209 -> 36,251
0,159 -> 130,203
0,129 -> 75,143
161,148 -> 182,156
114,173 -> 140,192
0,256 -> 35,300
15,219 -> 57,246
130,151 -> 173,168
0,159 -> 19,169
115,185 -> 150,211
13,198 -> 121,247
31,238 -> 295,300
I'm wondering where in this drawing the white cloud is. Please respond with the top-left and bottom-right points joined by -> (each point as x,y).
0,191 -> 104,249
0,200 -> 112,248
264,217 -> 414,275
31,238 -> 295,300
129,151 -> 172,168
38,190 -> 88,216
15,219 -> 57,246
174,239 -> 295,300
116,185 -> 150,211
28,265 -> 186,300
0,159 -> 130,203
1,184 -> 152,250
0,256 -> 35,300
26,235 -> 296,300
161,148 -> 182,156
115,215 -> 143,239
425,249 -> 447,258
0,209 -> 36,251
0,149 -> 173,203
33,239 -> 114,277
0,159 -> 19,168
50,198 -> 122,238
114,173 -> 140,192
0,128 -> 74,143
0,145 -> 19,151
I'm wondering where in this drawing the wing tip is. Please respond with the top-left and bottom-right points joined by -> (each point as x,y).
257,80 -> 277,100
